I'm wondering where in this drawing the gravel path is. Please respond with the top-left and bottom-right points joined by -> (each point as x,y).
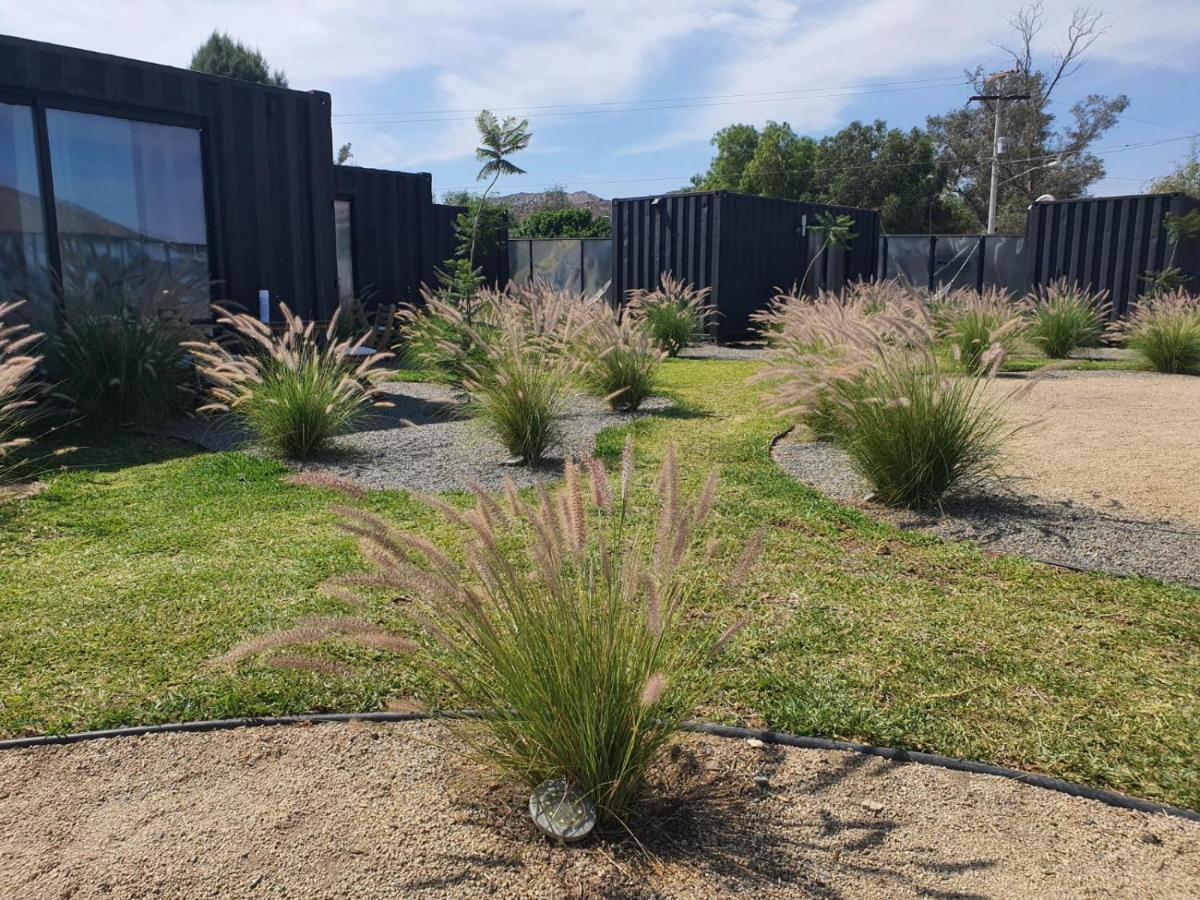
773,436 -> 1200,589
677,343 -> 765,360
2,720 -> 1196,899
772,370 -> 1200,588
161,382 -> 672,493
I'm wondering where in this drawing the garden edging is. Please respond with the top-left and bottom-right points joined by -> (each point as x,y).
2,711 -> 1195,824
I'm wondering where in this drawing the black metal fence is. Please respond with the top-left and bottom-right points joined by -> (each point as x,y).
612,190 -> 881,340
1026,193 -> 1200,316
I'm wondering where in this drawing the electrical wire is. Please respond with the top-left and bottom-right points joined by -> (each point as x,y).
331,74 -> 970,121
436,131 -> 1200,194
333,80 -> 972,126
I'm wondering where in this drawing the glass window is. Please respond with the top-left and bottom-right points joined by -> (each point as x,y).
0,102 -> 51,328
334,198 -> 355,301
45,109 -> 210,317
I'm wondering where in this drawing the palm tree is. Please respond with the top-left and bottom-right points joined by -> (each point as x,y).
468,110 -> 531,268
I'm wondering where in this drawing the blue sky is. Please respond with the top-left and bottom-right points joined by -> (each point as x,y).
4,1 -> 1199,201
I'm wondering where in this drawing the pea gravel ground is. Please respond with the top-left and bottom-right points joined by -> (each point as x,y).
2,720 -> 1196,899
774,371 -> 1200,588
163,381 -> 673,492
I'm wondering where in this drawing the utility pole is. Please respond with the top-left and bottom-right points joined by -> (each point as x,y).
970,91 -> 1031,234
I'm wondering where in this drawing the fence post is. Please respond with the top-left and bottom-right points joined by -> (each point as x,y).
976,235 -> 986,293
928,236 -> 937,292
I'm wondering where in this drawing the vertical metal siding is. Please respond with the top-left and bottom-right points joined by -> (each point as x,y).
612,190 -> 881,340
0,34 -> 337,320
332,165 -> 435,308
1026,193 -> 1200,316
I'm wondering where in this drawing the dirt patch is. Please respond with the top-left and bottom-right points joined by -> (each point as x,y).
997,370 -> 1200,526
1,721 -> 1197,899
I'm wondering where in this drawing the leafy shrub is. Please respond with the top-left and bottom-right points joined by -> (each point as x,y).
937,288 -> 1027,374
187,305 -> 390,458
52,263 -> 199,427
1027,281 -> 1108,358
0,300 -> 45,484
214,441 -> 763,823
579,307 -> 664,411
1123,290 -> 1200,375
512,207 -> 612,239
627,273 -> 713,356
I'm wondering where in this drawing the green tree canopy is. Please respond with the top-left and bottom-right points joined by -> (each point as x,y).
1147,141 -> 1200,198
189,30 -> 288,87
690,119 -> 972,233
926,4 -> 1128,232
512,208 -> 612,239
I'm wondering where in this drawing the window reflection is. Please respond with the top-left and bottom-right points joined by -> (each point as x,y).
45,109 -> 210,318
0,102 -> 51,329
334,198 -> 355,301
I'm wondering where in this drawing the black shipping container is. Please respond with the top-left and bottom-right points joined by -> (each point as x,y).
1025,192 -> 1200,316
0,33 -> 337,320
612,190 -> 881,340
333,164 -> 435,307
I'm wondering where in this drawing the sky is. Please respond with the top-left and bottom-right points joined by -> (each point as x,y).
3,0 -> 1199,202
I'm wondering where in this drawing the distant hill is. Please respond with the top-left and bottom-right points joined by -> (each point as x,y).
497,190 -> 611,220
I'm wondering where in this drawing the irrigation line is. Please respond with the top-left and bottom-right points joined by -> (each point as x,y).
1,711 -> 1196,823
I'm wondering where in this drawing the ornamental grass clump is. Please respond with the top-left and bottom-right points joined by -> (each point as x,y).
187,305 -> 391,458
758,289 -> 1016,508
937,288 -> 1028,374
1027,281 -> 1109,358
52,263 -> 200,427
397,285 -> 499,383
0,300 -> 45,484
754,282 -> 931,439
461,295 -> 578,464
834,352 -> 1010,508
213,440 -> 763,823
579,306 -> 664,411
627,273 -> 714,356
1122,289 -> 1200,375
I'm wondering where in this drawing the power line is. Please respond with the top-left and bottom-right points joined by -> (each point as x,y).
437,131 -> 1200,194
331,74 -> 969,120
333,79 -> 972,126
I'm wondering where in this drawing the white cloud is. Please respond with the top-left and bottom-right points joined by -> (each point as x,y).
4,0 -> 1199,170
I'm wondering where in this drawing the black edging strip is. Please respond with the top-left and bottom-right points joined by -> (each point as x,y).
1,712 -> 1196,823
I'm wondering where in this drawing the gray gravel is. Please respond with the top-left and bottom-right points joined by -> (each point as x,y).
774,435 -> 1200,589
678,343 -> 765,360
163,381 -> 672,493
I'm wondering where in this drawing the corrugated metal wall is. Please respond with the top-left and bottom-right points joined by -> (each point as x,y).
612,190 -> 881,340
334,165 -> 433,307
1025,193 -> 1200,316
0,34 -> 338,321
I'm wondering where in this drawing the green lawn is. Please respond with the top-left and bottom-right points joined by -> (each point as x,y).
1,359 -> 1197,811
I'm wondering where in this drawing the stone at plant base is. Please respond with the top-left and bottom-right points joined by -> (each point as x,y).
529,778 -> 596,843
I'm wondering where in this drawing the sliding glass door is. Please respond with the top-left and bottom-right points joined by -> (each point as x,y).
45,108 -> 210,317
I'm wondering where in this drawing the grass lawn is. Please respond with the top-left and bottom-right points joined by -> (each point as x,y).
1,359 -> 1197,811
